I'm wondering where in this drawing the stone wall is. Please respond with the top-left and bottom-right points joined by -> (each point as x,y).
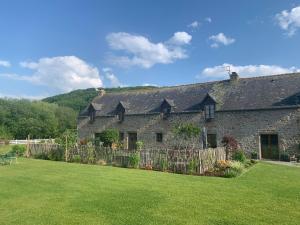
78,107 -> 300,157
78,112 -> 204,149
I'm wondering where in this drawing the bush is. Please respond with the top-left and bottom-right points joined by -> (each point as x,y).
251,151 -> 258,159
280,152 -> 290,162
10,145 -> 26,156
232,150 -> 246,163
135,141 -> 144,151
129,153 -> 140,168
72,155 -> 81,163
48,147 -> 64,161
34,152 -> 49,160
187,160 -> 198,174
159,158 -> 168,171
224,161 -> 244,178
98,129 -> 119,147
222,135 -> 239,160
214,160 -> 231,176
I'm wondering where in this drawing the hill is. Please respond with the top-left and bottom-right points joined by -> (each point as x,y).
0,99 -> 77,139
42,86 -> 158,112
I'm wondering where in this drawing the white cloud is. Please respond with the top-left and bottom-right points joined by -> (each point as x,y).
168,32 -> 192,45
209,33 -> 235,48
198,63 -> 300,80
275,6 -> 300,36
106,32 -> 191,68
188,21 -> 200,28
102,67 -> 124,87
0,56 -> 102,93
0,60 -> 11,67
205,17 -> 212,23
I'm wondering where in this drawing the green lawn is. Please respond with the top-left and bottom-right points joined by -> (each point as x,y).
0,145 -> 11,154
0,159 -> 299,225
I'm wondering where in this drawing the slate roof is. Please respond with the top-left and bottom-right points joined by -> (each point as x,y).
79,73 -> 300,117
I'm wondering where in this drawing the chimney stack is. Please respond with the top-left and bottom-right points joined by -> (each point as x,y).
230,72 -> 239,82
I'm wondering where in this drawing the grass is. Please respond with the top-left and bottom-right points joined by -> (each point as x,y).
0,144 -> 12,154
0,159 -> 299,225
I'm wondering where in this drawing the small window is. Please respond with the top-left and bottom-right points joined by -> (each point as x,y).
205,104 -> 215,120
118,111 -> 124,122
90,110 -> 96,122
156,133 -> 163,143
119,132 -> 124,141
207,134 -> 217,148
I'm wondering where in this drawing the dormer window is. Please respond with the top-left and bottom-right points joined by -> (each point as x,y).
118,110 -> 124,122
90,110 -> 96,122
160,99 -> 174,119
205,104 -> 215,120
88,104 -> 96,123
116,101 -> 126,122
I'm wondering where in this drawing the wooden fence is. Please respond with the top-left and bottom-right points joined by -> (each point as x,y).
27,144 -> 226,175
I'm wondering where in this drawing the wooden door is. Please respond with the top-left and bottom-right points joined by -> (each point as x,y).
260,134 -> 279,160
128,132 -> 137,150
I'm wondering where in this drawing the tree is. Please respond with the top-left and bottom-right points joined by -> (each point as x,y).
97,129 -> 119,147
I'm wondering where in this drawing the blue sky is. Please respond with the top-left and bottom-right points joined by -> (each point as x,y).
0,0 -> 300,98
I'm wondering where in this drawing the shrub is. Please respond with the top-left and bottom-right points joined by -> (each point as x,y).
72,155 -> 81,163
187,160 -> 198,174
280,152 -> 290,162
34,152 -> 49,160
222,135 -> 238,160
98,129 -> 119,147
214,160 -> 231,176
129,153 -> 140,168
48,147 -> 64,161
10,145 -> 26,156
224,161 -> 244,178
232,150 -> 246,163
159,158 -> 168,171
135,141 -> 144,151
251,151 -> 258,159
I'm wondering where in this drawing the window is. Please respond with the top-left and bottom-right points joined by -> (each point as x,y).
90,110 -> 96,122
119,132 -> 124,141
118,111 -> 124,122
207,134 -> 217,148
156,133 -> 163,142
204,104 -> 215,120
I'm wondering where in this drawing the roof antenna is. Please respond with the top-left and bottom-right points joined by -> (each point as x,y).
225,65 -> 231,75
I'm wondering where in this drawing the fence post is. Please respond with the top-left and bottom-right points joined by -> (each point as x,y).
26,134 -> 31,158
65,135 -> 68,162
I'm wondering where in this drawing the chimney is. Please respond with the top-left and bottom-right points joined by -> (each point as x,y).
98,88 -> 105,97
230,72 -> 239,82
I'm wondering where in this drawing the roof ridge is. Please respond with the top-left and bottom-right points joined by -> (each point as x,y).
92,72 -> 300,99
239,72 -> 300,81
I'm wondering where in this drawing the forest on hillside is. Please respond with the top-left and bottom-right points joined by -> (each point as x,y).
43,86 -> 158,111
0,99 -> 77,140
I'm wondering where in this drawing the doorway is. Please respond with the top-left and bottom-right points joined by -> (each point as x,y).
128,132 -> 137,150
260,134 -> 279,160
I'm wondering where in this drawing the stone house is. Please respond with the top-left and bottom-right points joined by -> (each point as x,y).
78,72 -> 300,160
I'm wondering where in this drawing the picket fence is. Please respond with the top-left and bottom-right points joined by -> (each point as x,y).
27,144 -> 226,175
